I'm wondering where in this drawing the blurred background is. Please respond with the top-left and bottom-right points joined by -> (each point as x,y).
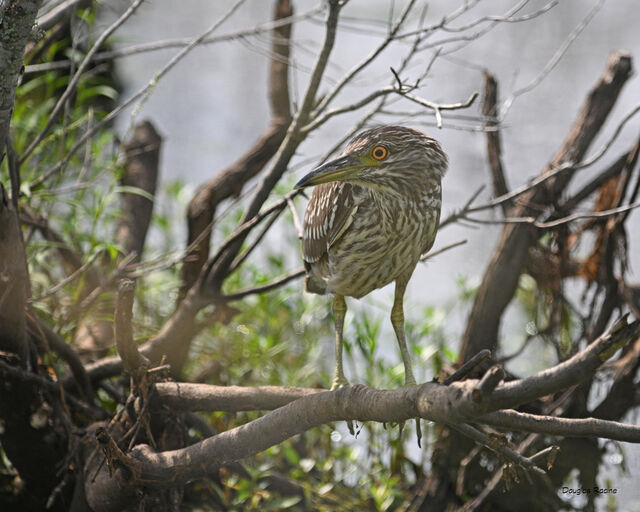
94,0 -> 640,508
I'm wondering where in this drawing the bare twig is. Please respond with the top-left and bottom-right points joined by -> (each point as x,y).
481,409 -> 640,443
31,250 -> 101,302
420,239 -> 467,262
502,0 -> 606,117
220,268 -> 305,302
402,91 -> 479,129
29,0 -> 249,189
483,72 -> 510,212
227,209 -> 284,275
461,200 -> 640,229
24,7 -> 322,75
311,0 -> 418,116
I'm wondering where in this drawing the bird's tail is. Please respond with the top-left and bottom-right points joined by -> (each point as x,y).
303,261 -> 328,295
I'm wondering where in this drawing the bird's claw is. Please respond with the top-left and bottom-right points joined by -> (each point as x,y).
402,376 -> 422,447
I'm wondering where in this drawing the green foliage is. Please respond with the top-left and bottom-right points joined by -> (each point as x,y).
3,11 -> 470,511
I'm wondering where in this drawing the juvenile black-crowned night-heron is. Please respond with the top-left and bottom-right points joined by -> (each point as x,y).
295,125 -> 447,393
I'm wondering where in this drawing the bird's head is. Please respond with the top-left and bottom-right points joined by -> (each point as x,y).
294,125 -> 447,192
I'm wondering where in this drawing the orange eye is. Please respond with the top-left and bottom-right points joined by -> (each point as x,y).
372,145 -> 388,160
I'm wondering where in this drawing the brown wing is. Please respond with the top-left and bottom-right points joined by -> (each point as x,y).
302,182 -> 358,263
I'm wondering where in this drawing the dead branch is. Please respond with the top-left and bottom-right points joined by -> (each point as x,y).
459,51 -> 632,364
114,279 -> 149,377
482,72 -> 510,212
78,318 -> 640,491
212,3 -> 341,283
116,120 -> 162,259
180,0 -> 293,296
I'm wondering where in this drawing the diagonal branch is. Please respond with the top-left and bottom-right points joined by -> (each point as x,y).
180,0 -> 293,297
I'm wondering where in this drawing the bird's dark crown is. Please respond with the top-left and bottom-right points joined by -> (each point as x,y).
342,125 -> 448,183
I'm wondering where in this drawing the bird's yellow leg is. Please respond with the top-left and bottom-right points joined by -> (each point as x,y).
331,294 -> 349,390
391,276 -> 422,445
391,277 -> 416,386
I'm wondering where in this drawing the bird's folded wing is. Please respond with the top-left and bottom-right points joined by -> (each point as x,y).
302,182 -> 357,263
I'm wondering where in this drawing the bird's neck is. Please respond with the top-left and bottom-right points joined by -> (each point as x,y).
357,178 -> 441,230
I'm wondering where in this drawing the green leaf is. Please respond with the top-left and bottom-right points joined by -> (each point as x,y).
113,185 -> 155,202
263,496 -> 302,510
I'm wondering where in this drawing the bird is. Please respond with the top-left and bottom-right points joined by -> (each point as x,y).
294,125 -> 447,395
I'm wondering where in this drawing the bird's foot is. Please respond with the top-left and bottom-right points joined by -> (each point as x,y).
404,373 -> 417,387
330,375 -> 354,435
330,375 -> 350,391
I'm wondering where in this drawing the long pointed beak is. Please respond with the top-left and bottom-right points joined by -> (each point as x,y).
294,155 -> 363,189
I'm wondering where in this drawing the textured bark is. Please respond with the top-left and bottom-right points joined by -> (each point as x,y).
0,4 -> 72,508
0,0 -> 41,154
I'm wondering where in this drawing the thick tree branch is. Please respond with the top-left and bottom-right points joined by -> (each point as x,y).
0,185 -> 30,362
481,409 -> 640,443
153,382 -> 325,412
98,316 -> 640,488
0,0 -> 41,156
82,318 -> 637,493
116,120 -> 162,259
